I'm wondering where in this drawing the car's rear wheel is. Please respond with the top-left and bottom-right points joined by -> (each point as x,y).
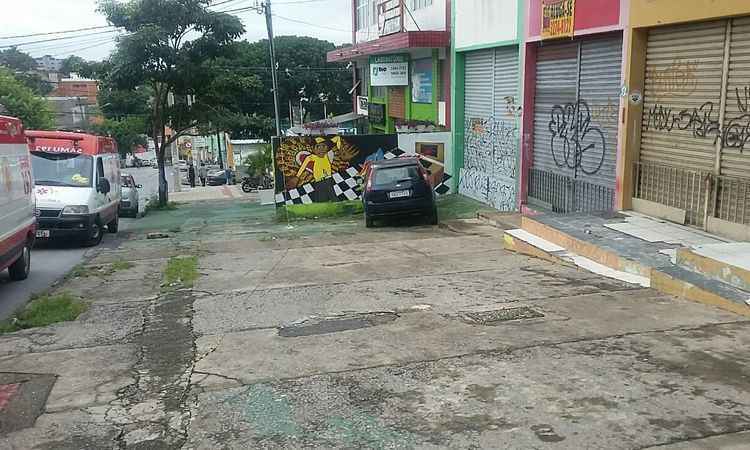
8,241 -> 31,281
108,214 -> 119,233
428,207 -> 438,225
365,214 -> 374,228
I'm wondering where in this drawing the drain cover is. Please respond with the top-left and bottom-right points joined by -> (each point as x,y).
279,312 -> 398,337
459,307 -> 544,325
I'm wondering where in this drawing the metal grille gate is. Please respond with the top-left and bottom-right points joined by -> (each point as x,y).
529,35 -> 622,213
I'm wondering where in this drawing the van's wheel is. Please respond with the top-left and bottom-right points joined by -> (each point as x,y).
8,241 -> 31,281
84,220 -> 104,247
107,214 -> 119,233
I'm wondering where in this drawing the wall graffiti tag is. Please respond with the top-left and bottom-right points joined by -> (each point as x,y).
460,115 -> 519,211
646,59 -> 698,100
548,99 -> 607,176
645,87 -> 750,153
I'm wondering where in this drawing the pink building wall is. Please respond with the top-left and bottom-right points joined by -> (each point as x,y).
518,0 -> 627,208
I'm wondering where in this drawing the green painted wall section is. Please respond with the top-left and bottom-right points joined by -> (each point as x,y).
368,51 -> 441,134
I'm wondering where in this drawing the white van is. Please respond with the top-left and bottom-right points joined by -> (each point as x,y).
0,116 -> 36,280
26,130 -> 121,247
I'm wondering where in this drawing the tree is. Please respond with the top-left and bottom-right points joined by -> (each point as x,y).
232,36 -> 352,132
243,144 -> 272,178
0,48 -> 37,72
99,0 -> 247,205
0,67 -> 54,129
0,48 -> 53,96
92,116 -> 148,158
60,55 -> 87,77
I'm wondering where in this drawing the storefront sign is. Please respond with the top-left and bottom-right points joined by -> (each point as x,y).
370,55 -> 409,87
541,0 -> 575,39
411,58 -> 433,104
357,96 -> 369,116
369,103 -> 386,125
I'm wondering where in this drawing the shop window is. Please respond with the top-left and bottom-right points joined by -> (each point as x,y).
411,58 -> 433,103
372,85 -> 387,99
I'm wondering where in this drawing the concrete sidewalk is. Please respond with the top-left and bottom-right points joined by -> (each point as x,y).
1,198 -> 749,449
169,184 -> 250,203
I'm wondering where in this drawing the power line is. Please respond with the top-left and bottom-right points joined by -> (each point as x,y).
0,30 -> 120,50
0,25 -> 115,41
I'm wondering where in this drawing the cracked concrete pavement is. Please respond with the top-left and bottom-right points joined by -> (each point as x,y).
0,198 -> 749,449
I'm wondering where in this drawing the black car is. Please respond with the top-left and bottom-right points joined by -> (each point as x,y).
207,168 -> 236,185
362,157 -> 437,228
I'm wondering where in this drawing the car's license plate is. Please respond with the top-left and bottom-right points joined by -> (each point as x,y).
36,230 -> 50,238
388,190 -> 411,199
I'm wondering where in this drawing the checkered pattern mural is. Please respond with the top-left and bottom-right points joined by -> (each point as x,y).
275,148 -> 451,206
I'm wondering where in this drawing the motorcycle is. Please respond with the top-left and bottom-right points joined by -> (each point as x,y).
241,175 -> 273,193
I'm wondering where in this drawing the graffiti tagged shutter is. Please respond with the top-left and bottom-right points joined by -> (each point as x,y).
529,36 -> 621,213
460,46 -> 520,211
723,17 -> 750,180
640,21 -> 726,172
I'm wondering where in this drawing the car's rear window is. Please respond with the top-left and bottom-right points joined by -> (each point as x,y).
372,165 -> 420,186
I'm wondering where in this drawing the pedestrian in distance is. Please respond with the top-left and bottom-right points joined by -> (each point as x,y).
188,162 -> 196,188
198,163 -> 208,187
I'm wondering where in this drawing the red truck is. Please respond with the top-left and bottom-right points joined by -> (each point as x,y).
0,116 -> 36,280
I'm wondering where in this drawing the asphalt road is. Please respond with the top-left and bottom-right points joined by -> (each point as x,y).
0,166 -> 174,320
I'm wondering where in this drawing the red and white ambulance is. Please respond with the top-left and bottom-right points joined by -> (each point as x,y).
26,130 -> 121,247
0,116 -> 36,281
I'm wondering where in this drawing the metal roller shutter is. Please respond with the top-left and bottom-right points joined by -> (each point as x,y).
532,42 -> 579,180
460,46 -> 520,211
723,17 -> 750,179
640,21 -> 726,172
578,36 -> 622,189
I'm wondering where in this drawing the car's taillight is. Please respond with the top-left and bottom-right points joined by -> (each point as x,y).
366,177 -> 373,192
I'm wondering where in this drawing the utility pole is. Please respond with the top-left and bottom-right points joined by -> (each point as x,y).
259,0 -> 282,137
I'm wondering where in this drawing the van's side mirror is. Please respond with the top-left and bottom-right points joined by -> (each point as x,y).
97,178 -> 111,194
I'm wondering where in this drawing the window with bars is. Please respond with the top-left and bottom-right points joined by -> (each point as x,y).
410,0 -> 432,11
356,0 -> 370,31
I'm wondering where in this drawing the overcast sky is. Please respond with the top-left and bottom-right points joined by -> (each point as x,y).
0,0 -> 352,61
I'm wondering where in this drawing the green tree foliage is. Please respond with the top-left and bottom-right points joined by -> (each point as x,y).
0,67 -> 54,129
0,48 -> 36,72
231,36 -> 352,135
98,0 -> 249,205
0,48 -> 53,96
92,117 -> 148,158
242,144 -> 272,177
60,55 -> 87,77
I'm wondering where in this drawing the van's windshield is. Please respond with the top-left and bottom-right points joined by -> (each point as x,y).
31,152 -> 93,187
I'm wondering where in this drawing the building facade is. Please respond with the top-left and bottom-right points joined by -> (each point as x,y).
621,0 -> 750,238
452,0 -> 525,210
327,0 -> 451,135
51,74 -> 99,104
520,0 -> 627,214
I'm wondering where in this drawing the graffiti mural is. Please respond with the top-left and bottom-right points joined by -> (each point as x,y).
548,99 -> 607,176
273,134 -> 452,206
644,88 -> 750,153
460,115 -> 519,211
645,58 -> 698,100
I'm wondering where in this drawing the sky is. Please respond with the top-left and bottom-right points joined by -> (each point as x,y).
0,0 -> 352,61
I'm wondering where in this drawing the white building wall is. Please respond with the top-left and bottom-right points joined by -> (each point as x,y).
356,0 -> 447,44
455,0 -> 518,49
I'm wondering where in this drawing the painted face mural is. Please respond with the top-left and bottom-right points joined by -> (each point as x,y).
273,134 -> 399,206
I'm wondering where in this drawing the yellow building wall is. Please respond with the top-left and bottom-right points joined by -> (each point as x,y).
631,0 -> 750,28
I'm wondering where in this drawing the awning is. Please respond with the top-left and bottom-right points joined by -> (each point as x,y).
327,31 -> 450,63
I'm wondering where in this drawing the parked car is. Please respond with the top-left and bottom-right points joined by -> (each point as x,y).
177,159 -> 188,172
27,130 -> 121,247
207,168 -> 235,185
119,173 -> 141,217
0,115 -> 36,281
362,157 -> 437,228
